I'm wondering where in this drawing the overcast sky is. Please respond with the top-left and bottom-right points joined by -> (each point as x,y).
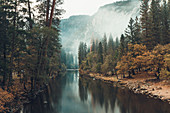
62,0 -> 121,19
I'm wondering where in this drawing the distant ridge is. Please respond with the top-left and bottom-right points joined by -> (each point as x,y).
60,0 -> 141,53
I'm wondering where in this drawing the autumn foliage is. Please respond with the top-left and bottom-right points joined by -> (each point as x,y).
116,44 -> 170,79
0,88 -> 14,112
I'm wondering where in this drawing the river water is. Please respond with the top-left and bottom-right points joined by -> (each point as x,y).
20,70 -> 170,113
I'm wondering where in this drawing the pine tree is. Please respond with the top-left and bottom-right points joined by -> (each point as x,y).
102,33 -> 107,56
125,18 -> 135,44
78,42 -> 87,65
27,0 -> 33,29
140,0 -> 151,49
61,48 -> 67,65
115,37 -> 119,48
0,0 -> 10,88
149,0 -> 161,48
119,34 -> 126,58
95,39 -> 99,52
161,0 -> 170,44
0,0 -> 63,90
83,43 -> 87,59
98,42 -> 103,64
78,42 -> 83,65
0,0 -> 28,88
90,39 -> 95,52
107,34 -> 114,54
9,0 -> 19,87
66,53 -> 74,69
134,17 -> 141,44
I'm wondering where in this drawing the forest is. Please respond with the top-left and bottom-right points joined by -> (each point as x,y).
61,48 -> 78,69
0,0 -> 170,112
79,0 -> 170,79
0,0 -> 65,112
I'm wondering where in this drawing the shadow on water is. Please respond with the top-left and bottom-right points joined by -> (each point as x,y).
20,71 -> 170,113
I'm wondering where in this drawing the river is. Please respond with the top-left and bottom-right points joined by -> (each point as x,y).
20,70 -> 170,113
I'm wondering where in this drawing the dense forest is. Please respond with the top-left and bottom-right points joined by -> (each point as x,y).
79,0 -> 170,79
61,49 -> 78,69
0,0 -> 65,111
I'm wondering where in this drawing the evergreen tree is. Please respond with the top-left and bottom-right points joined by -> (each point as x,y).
83,43 -> 87,59
125,18 -> 135,44
140,0 -> 151,49
78,42 -> 87,65
0,0 -> 10,87
134,17 -> 141,44
90,39 -> 95,52
61,48 -> 67,65
119,34 -> 126,58
0,0 -> 63,91
115,37 -> 119,48
95,39 -> 99,52
0,0 -> 29,88
149,0 -> 161,49
66,53 -> 74,69
102,33 -> 107,56
161,0 -> 170,44
107,34 -> 114,54
98,42 -> 103,64
78,42 -> 83,65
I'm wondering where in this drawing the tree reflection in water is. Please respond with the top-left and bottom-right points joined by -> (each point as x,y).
20,74 -> 66,113
79,76 -> 118,113
20,71 -> 170,113
79,76 -> 170,113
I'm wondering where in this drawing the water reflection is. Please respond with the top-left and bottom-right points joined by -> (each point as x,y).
20,71 -> 170,113
79,76 -> 118,113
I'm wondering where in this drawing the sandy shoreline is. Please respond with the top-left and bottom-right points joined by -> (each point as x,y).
80,71 -> 170,104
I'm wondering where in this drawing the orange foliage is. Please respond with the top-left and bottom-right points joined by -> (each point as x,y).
116,44 -> 147,75
0,79 -> 32,112
116,43 -> 170,78
0,88 -> 14,112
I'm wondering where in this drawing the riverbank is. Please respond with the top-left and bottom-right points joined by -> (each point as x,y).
0,73 -> 62,112
80,70 -> 170,104
0,79 -> 48,112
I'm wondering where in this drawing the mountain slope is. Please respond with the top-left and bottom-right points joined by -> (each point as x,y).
60,0 -> 141,53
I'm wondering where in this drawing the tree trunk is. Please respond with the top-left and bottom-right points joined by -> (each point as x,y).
42,0 -> 56,76
31,76 -> 34,91
128,71 -> 132,78
123,72 -> 125,78
8,0 -> 17,88
23,73 -> 27,90
24,81 -> 26,90
28,0 -> 32,29
2,5 -> 7,90
132,69 -> 135,75
46,0 -> 50,26
49,0 -> 56,27
139,67 -> 141,72
2,41 -> 7,89
156,68 -> 160,80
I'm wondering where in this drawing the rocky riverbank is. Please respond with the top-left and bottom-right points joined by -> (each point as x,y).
80,70 -> 170,104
